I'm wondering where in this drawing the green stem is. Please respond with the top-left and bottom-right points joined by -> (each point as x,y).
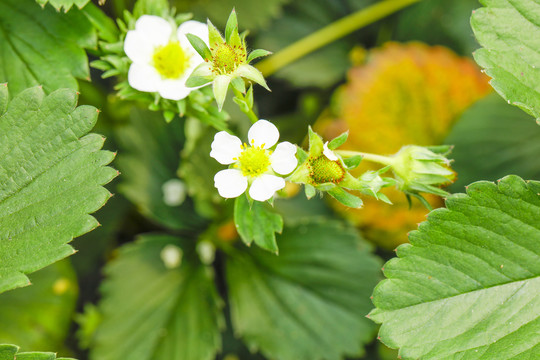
232,88 -> 259,124
336,150 -> 394,166
256,0 -> 422,77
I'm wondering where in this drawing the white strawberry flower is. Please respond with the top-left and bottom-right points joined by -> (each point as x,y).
124,15 -> 209,100
210,120 -> 298,201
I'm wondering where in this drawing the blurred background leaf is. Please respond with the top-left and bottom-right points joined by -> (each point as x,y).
446,93 -> 540,191
226,219 -> 381,360
0,0 -> 97,95
115,109 -> 205,231
35,0 -> 90,12
0,260 -> 77,356
89,234 -> 223,360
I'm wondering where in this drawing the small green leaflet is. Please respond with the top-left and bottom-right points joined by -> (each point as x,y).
35,0 -> 89,12
90,235 -> 223,360
0,0 -> 97,96
0,344 -> 75,360
369,175 -> 540,359
227,220 -> 382,360
234,194 -> 283,254
0,85 -> 116,294
471,0 -> 540,124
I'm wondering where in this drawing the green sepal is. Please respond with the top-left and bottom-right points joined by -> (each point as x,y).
163,110 -> 175,123
186,63 -> 213,88
245,85 -> 254,108
316,183 -> 337,192
228,24 -> 243,50
289,161 -> 310,184
212,75 -> 231,111
296,146 -> 308,163
234,194 -> 283,254
307,127 -> 324,155
247,49 -> 272,63
236,64 -> 269,91
186,33 -> 212,60
207,19 -> 223,50
343,155 -> 363,170
327,187 -> 363,208
232,96 -> 249,113
177,99 -> 186,116
225,8 -> 238,43
328,131 -> 348,150
230,77 -> 246,93
304,184 -> 316,199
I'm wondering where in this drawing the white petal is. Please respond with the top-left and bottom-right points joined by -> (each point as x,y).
157,78 -> 193,100
124,30 -> 155,63
177,20 -> 209,61
214,169 -> 247,198
249,174 -> 285,201
210,131 -> 242,165
128,63 -> 162,92
270,142 -> 298,175
135,15 -> 172,46
248,119 -> 279,149
323,142 -> 338,161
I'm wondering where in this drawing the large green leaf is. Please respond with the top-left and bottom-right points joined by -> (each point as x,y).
116,110 -> 204,230
35,0 -> 90,12
90,235 -> 223,360
0,260 -> 77,353
0,85 -> 116,294
471,0 -> 540,123
227,220 -> 381,360
0,0 -> 96,95
369,175 -> 540,359
0,344 -> 75,360
446,94 -> 540,190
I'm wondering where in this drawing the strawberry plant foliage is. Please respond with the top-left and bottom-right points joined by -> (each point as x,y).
471,0 -> 540,123
0,85 -> 116,294
0,0 -> 96,96
369,175 -> 540,359
227,220 -> 381,360
0,344 -> 75,360
89,235 -> 223,360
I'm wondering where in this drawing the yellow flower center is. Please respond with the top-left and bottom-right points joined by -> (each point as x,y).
236,144 -> 271,177
308,155 -> 345,184
152,42 -> 189,79
212,42 -> 246,74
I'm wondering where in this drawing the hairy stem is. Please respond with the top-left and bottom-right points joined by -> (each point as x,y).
256,0 -> 422,77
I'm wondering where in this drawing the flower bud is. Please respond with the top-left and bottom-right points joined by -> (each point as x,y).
390,145 -> 455,196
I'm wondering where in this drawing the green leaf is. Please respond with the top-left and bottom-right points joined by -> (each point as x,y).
471,0 -> 540,123
234,194 -> 283,253
0,85 -> 116,294
227,220 -> 382,360
186,34 -> 212,60
0,344 -> 75,360
116,109 -> 204,230
90,235 -> 223,360
0,261 -> 77,352
369,175 -> 540,359
0,0 -> 97,96
35,0 -> 89,12
446,93 -> 540,191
